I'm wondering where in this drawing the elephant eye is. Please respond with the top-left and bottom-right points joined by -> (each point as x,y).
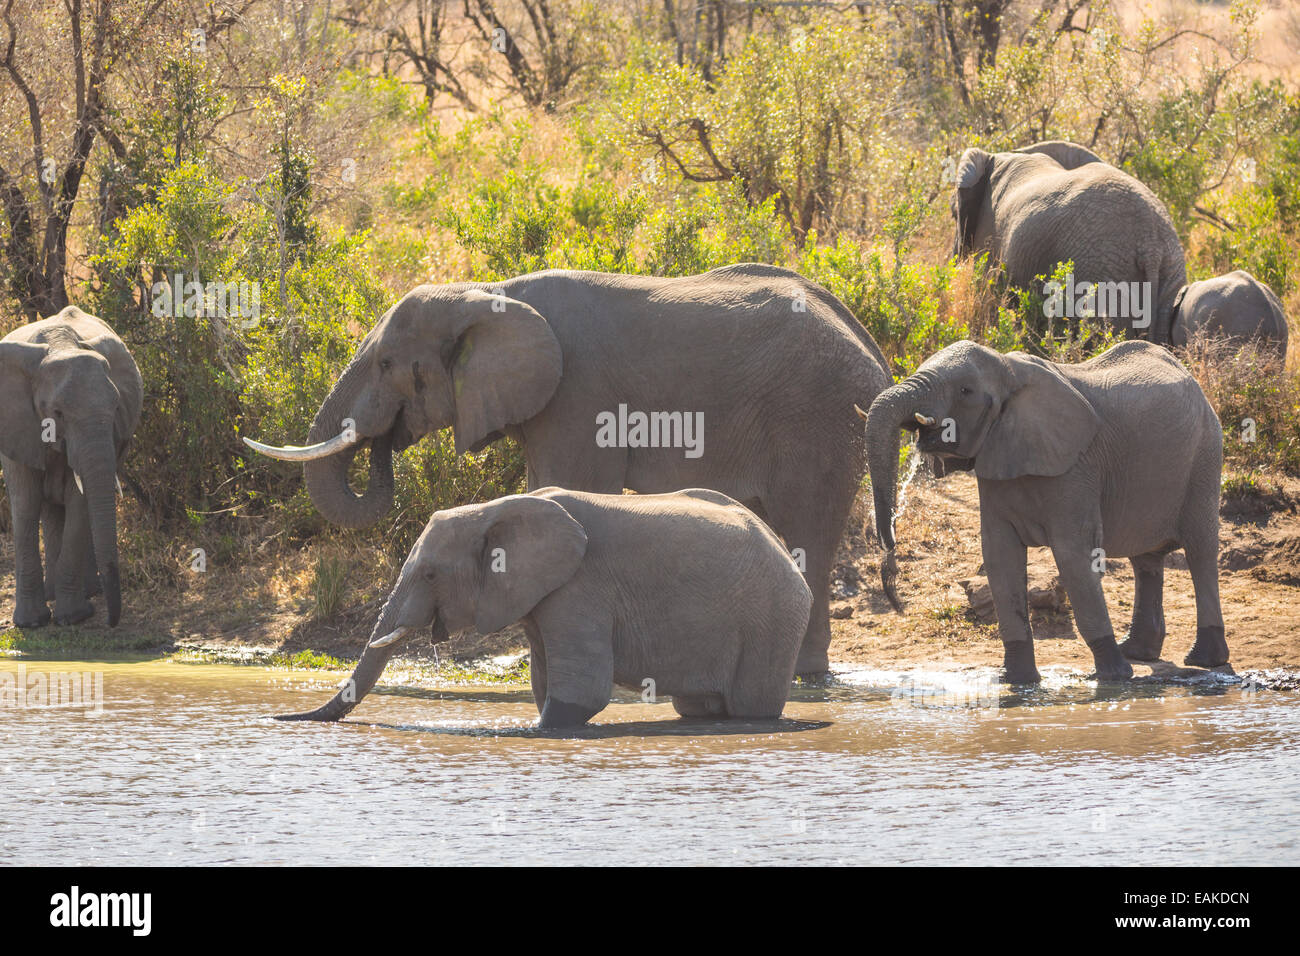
960,386 -> 973,396
379,358 -> 393,372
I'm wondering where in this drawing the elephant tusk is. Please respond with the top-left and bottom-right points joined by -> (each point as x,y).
242,430 -> 359,462
369,626 -> 410,649
74,472 -> 84,495
914,412 -> 937,427
115,476 -> 123,497
853,403 -> 869,421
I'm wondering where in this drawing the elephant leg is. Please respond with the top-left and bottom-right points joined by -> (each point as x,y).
530,601 -> 613,729
1182,523 -> 1228,668
41,503 -> 64,603
1118,552 -> 1166,661
4,456 -> 50,628
52,491 -> 94,626
522,618 -> 548,713
1050,535 -> 1132,682
766,490 -> 848,678
982,516 -> 1038,683
672,694 -> 726,718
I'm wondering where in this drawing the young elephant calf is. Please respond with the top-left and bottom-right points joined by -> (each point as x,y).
278,488 -> 813,727
863,340 -> 1227,683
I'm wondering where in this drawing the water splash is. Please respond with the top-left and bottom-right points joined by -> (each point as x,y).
893,441 -> 926,522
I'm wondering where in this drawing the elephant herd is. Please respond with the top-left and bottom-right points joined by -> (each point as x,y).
0,140 -> 1271,727
955,141 -> 1289,353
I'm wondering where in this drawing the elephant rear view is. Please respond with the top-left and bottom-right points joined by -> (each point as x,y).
0,307 -> 143,628
276,488 -> 813,728
953,141 -> 1187,342
1171,270 -> 1289,359
246,264 -> 892,676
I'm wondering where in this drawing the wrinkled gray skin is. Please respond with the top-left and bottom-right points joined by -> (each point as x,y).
1171,270 -> 1289,358
277,488 -> 813,728
864,340 -> 1226,683
953,141 -> 1187,342
253,264 -> 889,675
0,307 -> 142,627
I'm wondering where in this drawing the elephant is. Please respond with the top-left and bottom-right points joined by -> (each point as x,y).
861,339 -> 1226,684
1171,270 -> 1289,358
0,307 -> 143,627
245,263 -> 891,676
276,487 -> 814,728
952,141 -> 1187,342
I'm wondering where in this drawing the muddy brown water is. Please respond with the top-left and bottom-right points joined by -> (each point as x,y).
1,657 -> 1296,865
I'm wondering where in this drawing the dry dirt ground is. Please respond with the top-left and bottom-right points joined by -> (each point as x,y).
4,466 -> 1300,680
828,469 -> 1300,678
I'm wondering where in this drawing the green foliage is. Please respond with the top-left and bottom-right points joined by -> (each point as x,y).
1204,188 -> 1293,295
88,163 -> 247,517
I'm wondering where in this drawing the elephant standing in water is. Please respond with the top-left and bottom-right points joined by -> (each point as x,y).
0,308 -> 143,627
277,488 -> 813,728
247,264 -> 891,675
1171,270 -> 1289,358
862,340 -> 1226,683
952,141 -> 1187,342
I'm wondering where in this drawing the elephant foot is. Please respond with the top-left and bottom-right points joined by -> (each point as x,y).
538,698 -> 601,729
1087,634 -> 1134,681
53,600 -> 95,627
1001,641 -> 1041,684
14,604 -> 52,629
1118,629 -> 1166,662
794,643 -> 831,680
672,693 -> 727,718
1184,626 -> 1229,668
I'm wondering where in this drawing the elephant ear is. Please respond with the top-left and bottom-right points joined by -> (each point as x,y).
1015,140 -> 1103,170
474,494 -> 588,635
450,290 -> 562,456
0,340 -> 49,470
82,332 -> 143,454
974,353 -> 1101,481
955,148 -> 992,253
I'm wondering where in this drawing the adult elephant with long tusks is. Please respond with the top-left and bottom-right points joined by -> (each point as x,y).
276,488 -> 813,728
952,140 -> 1187,342
0,307 -> 143,628
245,264 -> 891,676
861,339 -> 1226,684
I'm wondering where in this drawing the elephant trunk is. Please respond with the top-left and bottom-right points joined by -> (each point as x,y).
864,378 -> 932,613
80,432 -> 122,626
274,575 -> 419,722
302,361 -> 395,529
274,639 -> 399,722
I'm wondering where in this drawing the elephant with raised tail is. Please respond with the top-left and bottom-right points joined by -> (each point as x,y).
0,307 -> 142,628
861,340 -> 1226,683
245,264 -> 891,676
276,488 -> 813,728
952,141 -> 1187,342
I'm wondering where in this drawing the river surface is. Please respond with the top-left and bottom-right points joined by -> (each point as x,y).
1,656 -> 1296,865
